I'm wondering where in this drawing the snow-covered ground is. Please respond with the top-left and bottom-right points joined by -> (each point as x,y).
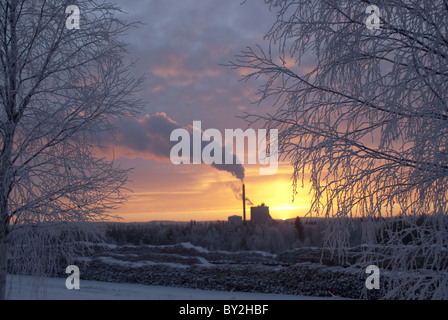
7,275 -> 331,300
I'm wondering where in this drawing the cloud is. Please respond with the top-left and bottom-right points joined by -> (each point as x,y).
100,112 -> 246,181
100,1 -> 284,182
112,0 -> 279,128
151,54 -> 221,87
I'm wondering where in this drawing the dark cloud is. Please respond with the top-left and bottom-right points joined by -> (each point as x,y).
112,113 -> 178,159
101,112 -> 246,181
99,1 -> 284,182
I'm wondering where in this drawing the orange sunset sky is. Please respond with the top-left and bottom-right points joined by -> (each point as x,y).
103,0 -> 314,222
113,159 -> 312,222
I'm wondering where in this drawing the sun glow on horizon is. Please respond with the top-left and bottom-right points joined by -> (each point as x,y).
113,159 -> 312,222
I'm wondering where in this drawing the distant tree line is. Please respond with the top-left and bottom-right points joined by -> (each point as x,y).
104,218 -> 328,253
105,215 -> 441,254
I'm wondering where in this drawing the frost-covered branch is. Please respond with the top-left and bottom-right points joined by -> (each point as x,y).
0,0 -> 143,299
230,0 -> 448,299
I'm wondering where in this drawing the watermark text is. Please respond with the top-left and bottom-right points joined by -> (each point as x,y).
170,121 -> 278,175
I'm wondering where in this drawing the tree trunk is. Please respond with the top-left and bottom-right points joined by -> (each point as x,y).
0,229 -> 7,300
0,129 -> 14,301
0,0 -> 18,301
0,146 -> 12,301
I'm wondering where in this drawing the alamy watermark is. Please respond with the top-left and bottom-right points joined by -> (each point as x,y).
65,265 -> 80,290
365,265 -> 380,290
170,121 -> 279,175
66,5 -> 80,30
365,5 -> 381,30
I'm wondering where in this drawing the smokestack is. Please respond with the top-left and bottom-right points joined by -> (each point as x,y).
242,183 -> 246,225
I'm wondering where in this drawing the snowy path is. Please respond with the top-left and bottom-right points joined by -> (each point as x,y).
7,275 -> 329,300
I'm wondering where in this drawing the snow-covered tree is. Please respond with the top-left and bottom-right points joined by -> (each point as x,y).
229,0 -> 448,299
294,217 -> 305,242
0,0 -> 142,299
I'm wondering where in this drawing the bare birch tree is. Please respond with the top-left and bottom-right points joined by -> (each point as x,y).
0,0 -> 142,299
230,0 -> 448,299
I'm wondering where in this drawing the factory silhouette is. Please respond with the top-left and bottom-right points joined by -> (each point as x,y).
228,203 -> 272,224
228,183 -> 273,225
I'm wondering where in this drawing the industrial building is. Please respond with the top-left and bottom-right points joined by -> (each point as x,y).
236,183 -> 273,225
250,203 -> 272,224
228,215 -> 243,224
